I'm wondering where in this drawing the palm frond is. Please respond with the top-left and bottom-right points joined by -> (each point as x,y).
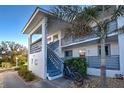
112,5 -> 124,19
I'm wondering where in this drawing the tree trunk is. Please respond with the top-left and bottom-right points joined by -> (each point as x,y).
100,36 -> 106,87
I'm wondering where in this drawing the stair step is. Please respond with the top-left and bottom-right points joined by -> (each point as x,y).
47,46 -> 63,80
48,69 -> 59,72
48,70 -> 62,77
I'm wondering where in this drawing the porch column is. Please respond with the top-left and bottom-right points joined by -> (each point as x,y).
41,17 -> 48,79
118,33 -> 124,74
118,16 -> 124,74
28,34 -> 32,70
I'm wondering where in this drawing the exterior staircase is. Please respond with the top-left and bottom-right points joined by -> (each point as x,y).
47,41 -> 64,80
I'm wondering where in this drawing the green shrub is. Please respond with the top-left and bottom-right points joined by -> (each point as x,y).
0,63 -> 2,67
1,62 -> 12,68
64,57 -> 87,77
18,65 -> 28,77
14,67 -> 20,71
0,59 -> 2,67
18,65 -> 35,82
18,55 -> 27,66
25,71 -> 35,81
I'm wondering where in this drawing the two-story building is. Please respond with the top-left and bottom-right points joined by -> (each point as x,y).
22,6 -> 124,80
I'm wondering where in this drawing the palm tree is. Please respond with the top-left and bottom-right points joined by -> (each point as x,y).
113,6 -> 124,17
51,5 -> 124,87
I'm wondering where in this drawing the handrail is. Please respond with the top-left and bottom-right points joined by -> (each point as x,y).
47,46 -> 64,73
48,40 -> 59,50
47,46 -> 63,63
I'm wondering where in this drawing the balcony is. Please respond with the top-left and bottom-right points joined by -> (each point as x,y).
30,38 -> 59,54
61,20 -> 118,46
30,39 -> 42,54
61,33 -> 97,46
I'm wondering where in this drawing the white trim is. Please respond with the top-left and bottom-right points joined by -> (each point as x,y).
28,35 -> 32,71
29,21 -> 42,35
48,31 -> 61,42
23,8 -> 40,33
61,32 -> 118,48
41,17 -> 48,79
47,73 -> 63,80
118,33 -> 124,75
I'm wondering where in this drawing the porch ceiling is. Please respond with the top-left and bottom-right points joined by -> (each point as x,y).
22,7 -> 55,34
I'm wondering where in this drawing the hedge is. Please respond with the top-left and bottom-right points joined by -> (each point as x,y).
18,65 -> 36,82
64,57 -> 87,77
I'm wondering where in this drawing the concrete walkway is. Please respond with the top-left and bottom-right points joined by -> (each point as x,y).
3,71 -> 28,88
0,71 -> 72,88
31,78 -> 72,88
0,73 -> 4,88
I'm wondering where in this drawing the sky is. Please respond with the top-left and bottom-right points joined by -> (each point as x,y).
0,5 -> 51,47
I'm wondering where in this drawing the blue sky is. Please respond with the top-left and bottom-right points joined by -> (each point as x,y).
0,5 -> 50,47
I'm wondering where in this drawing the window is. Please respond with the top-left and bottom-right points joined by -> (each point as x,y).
64,50 -> 73,58
98,44 -> 111,56
48,37 -> 51,43
53,34 -> 59,42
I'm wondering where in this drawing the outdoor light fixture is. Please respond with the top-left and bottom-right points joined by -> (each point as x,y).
79,50 -> 86,55
79,49 -> 86,59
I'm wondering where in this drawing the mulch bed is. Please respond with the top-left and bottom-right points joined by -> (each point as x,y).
70,76 -> 124,88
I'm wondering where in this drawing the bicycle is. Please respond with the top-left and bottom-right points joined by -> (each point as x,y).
63,66 -> 84,86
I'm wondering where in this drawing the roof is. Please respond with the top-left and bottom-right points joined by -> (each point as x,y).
22,7 -> 55,34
